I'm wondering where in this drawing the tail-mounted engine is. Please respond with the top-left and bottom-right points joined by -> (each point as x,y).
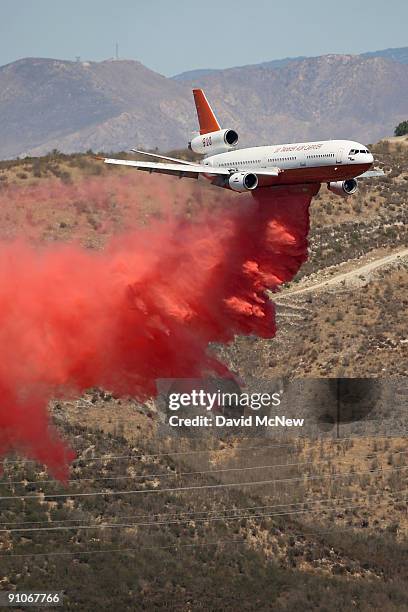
327,178 -> 358,197
228,172 -> 258,192
189,129 -> 239,156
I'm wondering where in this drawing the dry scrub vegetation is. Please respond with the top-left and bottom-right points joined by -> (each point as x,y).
1,407 -> 407,610
0,145 -> 406,609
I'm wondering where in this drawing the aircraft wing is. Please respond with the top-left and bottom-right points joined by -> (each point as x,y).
255,168 -> 281,177
356,169 -> 385,178
102,157 -> 230,179
130,149 -> 199,166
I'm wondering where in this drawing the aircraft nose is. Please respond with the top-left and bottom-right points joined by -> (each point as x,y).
368,152 -> 374,164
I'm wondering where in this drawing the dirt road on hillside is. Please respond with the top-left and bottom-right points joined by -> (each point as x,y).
279,247 -> 408,298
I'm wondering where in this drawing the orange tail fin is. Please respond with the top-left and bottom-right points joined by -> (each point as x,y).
192,89 -> 221,135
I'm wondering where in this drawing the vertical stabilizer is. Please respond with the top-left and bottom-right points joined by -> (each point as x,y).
192,89 -> 221,135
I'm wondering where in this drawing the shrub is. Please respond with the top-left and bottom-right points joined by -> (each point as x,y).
394,121 -> 408,137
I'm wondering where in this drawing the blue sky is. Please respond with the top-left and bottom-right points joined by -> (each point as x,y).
1,0 -> 407,75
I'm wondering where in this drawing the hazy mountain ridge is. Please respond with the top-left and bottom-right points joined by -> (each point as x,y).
181,54 -> 408,145
172,55 -> 309,81
0,58 -> 194,158
0,49 -> 407,159
360,45 -> 408,63
173,46 -> 408,80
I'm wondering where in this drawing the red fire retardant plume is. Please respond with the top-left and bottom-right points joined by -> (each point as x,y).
0,182 -> 318,479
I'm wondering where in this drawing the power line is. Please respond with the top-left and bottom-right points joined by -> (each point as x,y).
1,487 -> 405,527
2,442 -> 301,465
0,515 -> 396,560
1,495 -> 406,559
1,512 -> 404,560
1,449 -> 406,488
0,459 -> 320,486
1,492 -> 405,534
3,432 -> 405,466
0,537 -> 248,559
1,465 -> 407,502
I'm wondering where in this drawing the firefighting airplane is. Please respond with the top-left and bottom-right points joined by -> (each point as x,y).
102,89 -> 383,197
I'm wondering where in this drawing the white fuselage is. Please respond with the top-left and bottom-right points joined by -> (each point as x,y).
202,139 -> 374,187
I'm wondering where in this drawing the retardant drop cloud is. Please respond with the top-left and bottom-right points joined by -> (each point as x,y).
0,178 -> 317,479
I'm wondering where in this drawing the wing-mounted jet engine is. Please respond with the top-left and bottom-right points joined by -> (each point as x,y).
327,178 -> 358,196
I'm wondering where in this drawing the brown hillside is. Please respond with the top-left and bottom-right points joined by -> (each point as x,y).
1,54 -> 408,159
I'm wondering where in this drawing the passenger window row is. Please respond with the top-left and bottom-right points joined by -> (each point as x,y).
267,157 -> 296,162
219,160 -> 262,167
307,153 -> 335,158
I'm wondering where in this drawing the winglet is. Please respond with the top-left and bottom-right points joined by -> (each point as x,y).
192,89 -> 221,135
